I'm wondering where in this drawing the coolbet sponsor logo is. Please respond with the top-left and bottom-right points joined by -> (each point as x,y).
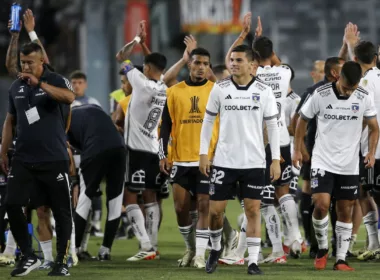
225,105 -> 259,111
324,114 -> 358,120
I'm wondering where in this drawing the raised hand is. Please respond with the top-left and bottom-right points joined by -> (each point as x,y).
241,12 -> 252,37
18,72 -> 39,86
255,16 -> 262,38
23,9 -> 35,33
8,20 -> 22,34
344,22 -> 360,46
137,20 -> 146,38
184,35 -> 197,54
140,20 -> 147,43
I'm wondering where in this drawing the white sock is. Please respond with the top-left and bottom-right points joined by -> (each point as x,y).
40,240 -> 54,262
247,237 -> 261,266
277,205 -> 290,246
80,214 -> 92,252
126,204 -> 152,251
190,210 -> 198,229
312,215 -> 329,250
279,194 -> 303,244
92,210 -> 101,230
223,215 -> 234,240
196,229 -> 209,257
70,219 -> 76,255
335,221 -> 353,262
178,225 -> 195,250
261,205 -> 283,254
235,214 -> 247,258
99,245 -> 110,255
144,202 -> 160,251
363,211 -> 379,250
349,234 -> 357,252
209,228 -> 223,251
4,230 -> 16,256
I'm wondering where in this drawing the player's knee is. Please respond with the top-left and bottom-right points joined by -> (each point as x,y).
313,200 -> 329,218
174,200 -> 187,214
197,196 -> 209,215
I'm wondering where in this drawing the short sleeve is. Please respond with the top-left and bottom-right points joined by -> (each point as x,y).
205,84 -> 221,116
8,90 -> 16,116
300,91 -> 319,120
364,95 -> 377,119
50,74 -> 74,91
127,68 -> 148,92
263,89 -> 278,120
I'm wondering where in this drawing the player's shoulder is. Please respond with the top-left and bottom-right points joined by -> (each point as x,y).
8,79 -> 23,93
168,80 -> 187,91
287,91 -> 300,101
253,77 -> 271,92
274,64 -> 292,74
315,82 -> 333,97
356,86 -> 369,96
216,76 -> 233,88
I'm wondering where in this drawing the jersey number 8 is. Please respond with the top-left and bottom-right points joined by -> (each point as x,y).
143,108 -> 162,133
211,169 -> 225,184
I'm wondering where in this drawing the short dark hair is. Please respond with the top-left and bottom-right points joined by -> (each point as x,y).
252,36 -> 273,60
189,47 -> 211,60
354,41 -> 377,64
144,52 -> 167,71
231,45 -> 257,61
325,57 -> 344,79
340,61 -> 362,86
282,64 -> 295,81
212,64 -> 227,75
20,42 -> 43,56
70,70 -> 87,80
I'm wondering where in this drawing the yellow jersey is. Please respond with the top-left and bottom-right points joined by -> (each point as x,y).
119,95 -> 132,114
165,79 -> 219,164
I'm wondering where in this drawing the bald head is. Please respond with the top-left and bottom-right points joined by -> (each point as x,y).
311,60 -> 325,84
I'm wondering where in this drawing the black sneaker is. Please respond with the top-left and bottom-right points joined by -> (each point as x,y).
98,253 -> 111,261
10,254 -> 41,277
248,263 -> 263,275
205,249 -> 222,274
48,262 -> 70,276
77,251 -> 96,261
309,246 -> 318,259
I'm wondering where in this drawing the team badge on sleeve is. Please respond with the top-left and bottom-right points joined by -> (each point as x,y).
352,103 -> 359,113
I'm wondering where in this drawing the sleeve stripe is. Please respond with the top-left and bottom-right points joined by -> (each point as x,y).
364,114 -> 377,119
206,109 -> 218,116
264,114 -> 277,120
63,77 -> 74,91
300,111 -> 312,121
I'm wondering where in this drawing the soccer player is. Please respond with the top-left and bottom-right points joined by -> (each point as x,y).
254,36 -> 305,256
293,61 -> 379,271
67,104 -> 126,261
1,42 -> 75,276
345,36 -> 380,259
159,47 -> 218,268
292,57 -> 344,257
70,71 -> 102,108
116,23 -> 167,261
200,45 -> 281,275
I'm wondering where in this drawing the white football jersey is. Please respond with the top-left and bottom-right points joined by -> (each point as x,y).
360,67 -> 380,159
124,68 -> 167,154
301,82 -> 377,175
201,77 -> 278,169
256,65 -> 292,146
